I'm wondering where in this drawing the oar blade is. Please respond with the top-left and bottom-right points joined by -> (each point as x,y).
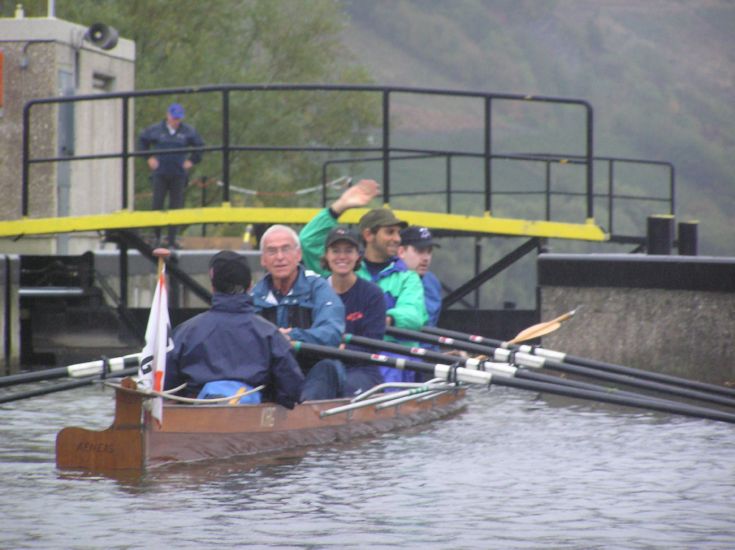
506,309 -> 576,345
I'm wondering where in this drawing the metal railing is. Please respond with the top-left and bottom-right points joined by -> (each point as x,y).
322,150 -> 674,240
22,83 -> 596,220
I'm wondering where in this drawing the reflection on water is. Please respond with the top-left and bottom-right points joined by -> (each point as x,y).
2,382 -> 735,549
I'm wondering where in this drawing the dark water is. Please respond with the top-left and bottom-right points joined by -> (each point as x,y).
1,382 -> 734,549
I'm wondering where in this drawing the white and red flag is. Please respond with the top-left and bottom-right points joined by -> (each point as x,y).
138,263 -> 173,426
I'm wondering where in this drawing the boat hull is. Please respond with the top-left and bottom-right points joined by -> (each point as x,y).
56,378 -> 466,472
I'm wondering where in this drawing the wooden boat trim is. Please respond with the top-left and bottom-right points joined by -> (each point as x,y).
56,377 -> 466,472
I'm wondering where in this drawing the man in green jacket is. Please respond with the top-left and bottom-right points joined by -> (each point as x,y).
299,179 -> 428,383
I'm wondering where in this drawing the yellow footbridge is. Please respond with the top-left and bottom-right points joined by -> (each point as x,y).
0,204 -> 608,242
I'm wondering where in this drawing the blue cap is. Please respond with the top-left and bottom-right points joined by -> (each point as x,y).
400,226 -> 440,249
167,103 -> 185,119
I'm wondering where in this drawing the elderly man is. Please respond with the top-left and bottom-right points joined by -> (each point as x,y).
250,225 -> 346,400
299,180 -> 427,384
250,224 -> 344,347
164,250 -> 304,409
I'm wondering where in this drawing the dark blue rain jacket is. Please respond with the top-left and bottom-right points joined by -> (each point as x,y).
164,293 -> 304,409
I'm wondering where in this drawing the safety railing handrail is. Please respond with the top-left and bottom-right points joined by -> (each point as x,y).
322,149 -> 674,239
22,83 -> 595,220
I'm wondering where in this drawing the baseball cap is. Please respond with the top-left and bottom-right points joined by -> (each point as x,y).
325,226 -> 361,249
209,250 -> 251,292
400,226 -> 440,248
167,102 -> 185,119
358,208 -> 408,232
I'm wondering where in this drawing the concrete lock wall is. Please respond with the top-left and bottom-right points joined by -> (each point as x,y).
0,15 -> 135,256
539,253 -> 735,385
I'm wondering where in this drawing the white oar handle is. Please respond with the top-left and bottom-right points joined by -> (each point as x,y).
67,353 -> 142,378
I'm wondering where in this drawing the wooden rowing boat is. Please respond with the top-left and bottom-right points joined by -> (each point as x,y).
56,377 -> 466,472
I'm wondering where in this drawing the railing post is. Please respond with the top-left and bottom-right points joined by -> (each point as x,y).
545,161 -> 551,220
22,103 -> 32,216
585,102 -> 594,220
484,96 -> 492,214
445,155 -> 452,214
222,90 -> 230,203
118,241 -> 128,310
321,161 -> 328,207
382,90 -> 390,203
669,163 -> 676,216
121,96 -> 129,209
608,160 -> 614,235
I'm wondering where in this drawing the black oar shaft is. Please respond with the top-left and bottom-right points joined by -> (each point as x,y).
295,341 -> 735,424
389,326 -> 735,409
531,357 -> 735,409
0,367 -> 138,405
423,325 -> 735,399
0,354 -> 141,388
345,334 -> 686,407
489,373 -> 735,425
0,365 -> 72,387
550,351 -> 735,399
422,325 -> 504,348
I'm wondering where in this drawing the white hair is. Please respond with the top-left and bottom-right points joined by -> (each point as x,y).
259,224 -> 301,251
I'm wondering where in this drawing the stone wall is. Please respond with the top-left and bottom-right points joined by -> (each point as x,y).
539,254 -> 735,385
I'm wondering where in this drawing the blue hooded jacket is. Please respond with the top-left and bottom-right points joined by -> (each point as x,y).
164,293 -> 304,409
250,265 -> 345,347
422,271 -> 443,327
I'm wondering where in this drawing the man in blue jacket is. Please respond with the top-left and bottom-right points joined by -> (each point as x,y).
164,250 -> 304,409
251,224 -> 345,347
398,225 -> 442,327
138,103 -> 204,248
250,224 -> 346,400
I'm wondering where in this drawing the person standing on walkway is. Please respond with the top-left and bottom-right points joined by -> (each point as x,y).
138,102 -> 204,248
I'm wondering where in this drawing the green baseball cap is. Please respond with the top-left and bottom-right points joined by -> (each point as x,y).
358,208 -> 408,232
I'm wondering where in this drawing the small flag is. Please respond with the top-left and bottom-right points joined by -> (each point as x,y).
138,264 -> 173,426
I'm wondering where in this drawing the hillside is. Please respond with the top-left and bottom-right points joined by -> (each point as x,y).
340,0 -> 734,256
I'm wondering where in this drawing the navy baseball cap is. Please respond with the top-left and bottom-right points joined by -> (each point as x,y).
325,226 -> 361,249
168,103 -> 185,119
400,226 -> 440,248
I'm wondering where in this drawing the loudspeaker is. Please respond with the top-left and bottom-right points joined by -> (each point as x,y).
84,23 -> 119,51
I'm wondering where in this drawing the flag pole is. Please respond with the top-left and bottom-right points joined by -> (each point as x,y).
154,247 -> 170,277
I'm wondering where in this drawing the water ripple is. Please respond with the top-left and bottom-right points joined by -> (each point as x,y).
1,385 -> 734,548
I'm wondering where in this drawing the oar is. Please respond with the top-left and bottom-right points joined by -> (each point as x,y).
0,366 -> 139,405
343,334 -> 680,405
387,326 -> 735,409
505,308 -> 577,345
422,325 -> 735,399
0,353 -> 142,388
293,341 -> 735,425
